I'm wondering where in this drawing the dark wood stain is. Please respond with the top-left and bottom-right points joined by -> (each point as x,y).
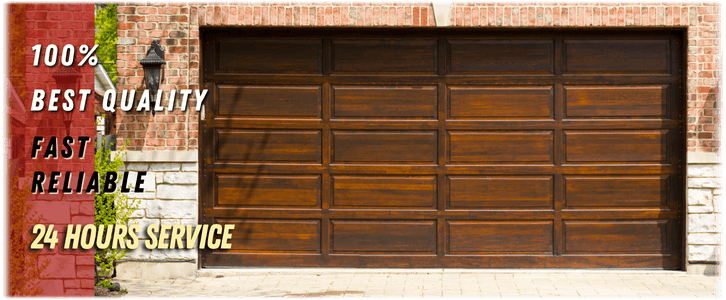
563,220 -> 671,254
331,220 -> 437,253
217,175 -> 321,207
565,85 -> 668,118
564,175 -> 670,208
332,176 -> 437,209
449,40 -> 554,74
564,39 -> 670,74
332,85 -> 437,119
217,85 -> 321,118
200,28 -> 685,269
448,131 -> 554,163
448,176 -> 553,208
447,221 -> 554,254
565,130 -> 669,163
449,86 -> 553,119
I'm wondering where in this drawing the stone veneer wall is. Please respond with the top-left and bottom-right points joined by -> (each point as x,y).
115,151 -> 198,278
686,153 -> 721,275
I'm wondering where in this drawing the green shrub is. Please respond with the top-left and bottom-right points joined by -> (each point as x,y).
95,139 -> 139,287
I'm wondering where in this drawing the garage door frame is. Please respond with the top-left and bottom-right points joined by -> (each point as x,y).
198,27 -> 687,269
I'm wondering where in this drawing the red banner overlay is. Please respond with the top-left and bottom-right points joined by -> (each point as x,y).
9,4 -> 96,296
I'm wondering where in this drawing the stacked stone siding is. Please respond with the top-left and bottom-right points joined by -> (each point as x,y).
687,157 -> 721,263
119,156 -> 198,262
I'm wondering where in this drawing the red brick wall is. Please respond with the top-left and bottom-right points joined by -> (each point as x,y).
17,3 -> 96,296
116,3 -> 720,153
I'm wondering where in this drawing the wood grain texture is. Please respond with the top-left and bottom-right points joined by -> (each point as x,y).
564,176 -> 670,208
564,130 -> 669,163
564,40 -> 670,74
332,85 -> 437,119
332,176 -> 437,209
216,129 -> 321,163
217,175 -> 321,207
447,221 -> 553,254
217,219 -> 321,253
332,39 -> 437,74
331,220 -> 437,253
564,220 -> 671,254
332,131 -> 438,164
449,86 -> 553,119
448,176 -> 553,208
448,131 -> 554,163
565,85 -> 669,118
448,40 -> 554,74
217,85 -> 321,118
217,39 -> 322,74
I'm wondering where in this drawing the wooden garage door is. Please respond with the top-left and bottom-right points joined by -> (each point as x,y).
199,29 -> 685,269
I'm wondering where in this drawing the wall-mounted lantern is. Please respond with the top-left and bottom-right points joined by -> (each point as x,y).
140,40 -> 166,116
52,66 -> 81,135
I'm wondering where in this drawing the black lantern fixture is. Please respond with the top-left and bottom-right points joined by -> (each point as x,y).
140,40 -> 166,116
52,66 -> 81,135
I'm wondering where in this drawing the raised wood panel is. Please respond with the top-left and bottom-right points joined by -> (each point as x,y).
448,40 -> 554,74
331,220 -> 436,253
448,131 -> 553,164
332,86 -> 437,119
332,131 -> 437,164
217,219 -> 321,253
564,40 -> 670,74
332,176 -> 437,209
448,176 -> 553,208
564,176 -> 670,208
331,40 -> 437,74
447,221 -> 553,254
216,39 -> 322,74
564,130 -> 669,163
216,130 -> 321,163
217,85 -> 321,118
565,85 -> 669,118
448,86 -> 553,119
564,220 -> 671,254
216,175 -> 321,207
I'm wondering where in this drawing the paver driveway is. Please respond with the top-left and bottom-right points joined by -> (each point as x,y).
117,269 -> 719,297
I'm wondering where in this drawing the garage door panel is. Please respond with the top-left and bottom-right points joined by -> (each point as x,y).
202,29 -> 684,269
563,220 -> 671,254
217,85 -> 321,118
448,40 -> 554,74
216,130 -> 322,163
216,39 -> 322,74
331,220 -> 437,253
564,85 -> 670,118
216,174 -> 321,208
448,86 -> 553,119
332,131 -> 438,164
447,221 -> 553,254
331,39 -> 438,74
215,219 -> 321,253
448,176 -> 553,209
332,175 -> 437,209
564,130 -> 669,163
332,85 -> 437,119
564,175 -> 670,209
564,40 -> 670,74
448,131 -> 554,164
